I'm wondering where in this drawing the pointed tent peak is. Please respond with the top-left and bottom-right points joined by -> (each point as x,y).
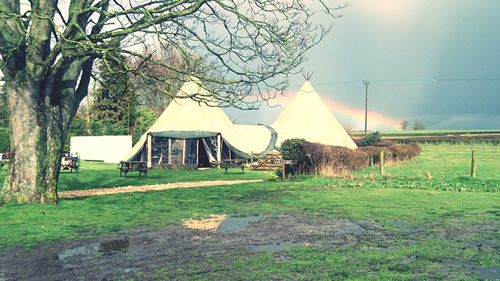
174,76 -> 216,106
298,80 -> 317,94
176,76 -> 211,98
302,72 -> 314,81
176,76 -> 203,97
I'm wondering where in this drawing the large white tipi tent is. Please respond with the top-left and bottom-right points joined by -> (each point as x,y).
272,80 -> 357,149
123,78 -> 276,167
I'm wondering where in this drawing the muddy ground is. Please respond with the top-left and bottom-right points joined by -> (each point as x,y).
0,214 -> 498,281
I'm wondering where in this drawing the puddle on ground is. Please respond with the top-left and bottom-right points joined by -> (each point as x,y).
58,243 -> 100,260
476,266 -> 500,280
250,241 -> 305,252
219,215 -> 261,233
99,238 -> 129,254
58,238 -> 130,261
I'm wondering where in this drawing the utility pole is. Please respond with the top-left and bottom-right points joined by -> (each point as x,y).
363,80 -> 370,135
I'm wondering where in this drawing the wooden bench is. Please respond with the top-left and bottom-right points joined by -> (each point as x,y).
221,159 -> 246,174
61,156 -> 79,173
119,161 -> 148,177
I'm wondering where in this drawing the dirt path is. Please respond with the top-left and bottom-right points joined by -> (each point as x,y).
59,179 -> 263,199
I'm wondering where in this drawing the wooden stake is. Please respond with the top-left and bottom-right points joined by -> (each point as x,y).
250,152 -> 253,171
379,150 -> 384,176
282,162 -> 286,180
471,150 -> 476,178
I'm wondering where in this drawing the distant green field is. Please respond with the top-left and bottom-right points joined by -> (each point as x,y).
351,129 -> 500,137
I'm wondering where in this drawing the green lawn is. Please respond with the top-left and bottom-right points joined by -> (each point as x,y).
0,161 -> 267,192
0,144 -> 499,280
58,161 -> 267,191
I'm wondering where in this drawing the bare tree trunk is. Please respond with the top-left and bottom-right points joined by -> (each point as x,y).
1,77 -> 67,204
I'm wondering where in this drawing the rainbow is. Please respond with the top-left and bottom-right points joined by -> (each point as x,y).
272,92 -> 401,130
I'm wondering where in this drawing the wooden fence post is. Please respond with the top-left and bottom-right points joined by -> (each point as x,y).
250,152 -> 253,171
282,162 -> 286,181
379,150 -> 384,176
471,150 -> 476,178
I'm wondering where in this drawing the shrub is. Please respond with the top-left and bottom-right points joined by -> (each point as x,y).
280,138 -> 306,161
360,131 -> 381,146
280,138 -> 310,175
278,139 -> 421,179
389,143 -> 421,161
357,146 -> 392,163
302,142 -> 369,178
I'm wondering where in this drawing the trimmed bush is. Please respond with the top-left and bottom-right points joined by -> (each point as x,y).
360,131 -> 381,146
279,138 -> 422,179
357,146 -> 393,163
280,138 -> 310,175
389,143 -> 421,161
280,138 -> 306,160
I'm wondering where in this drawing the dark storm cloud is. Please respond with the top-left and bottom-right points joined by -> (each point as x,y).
232,0 -> 500,130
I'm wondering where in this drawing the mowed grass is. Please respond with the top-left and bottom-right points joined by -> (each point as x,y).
0,178 -> 498,280
57,161 -> 266,191
0,144 -> 499,279
0,161 -> 266,192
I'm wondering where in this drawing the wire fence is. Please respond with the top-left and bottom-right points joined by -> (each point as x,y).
360,143 -> 500,181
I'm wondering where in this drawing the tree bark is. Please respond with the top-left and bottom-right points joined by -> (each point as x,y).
1,75 -> 67,204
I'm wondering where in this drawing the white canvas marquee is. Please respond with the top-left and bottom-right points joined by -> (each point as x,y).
123,78 -> 276,167
71,135 -> 132,163
272,80 -> 357,149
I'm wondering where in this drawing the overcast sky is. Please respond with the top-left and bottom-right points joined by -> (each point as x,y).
226,0 -> 500,130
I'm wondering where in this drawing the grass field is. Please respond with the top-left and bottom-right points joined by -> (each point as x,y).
0,144 -> 499,280
351,129 -> 500,136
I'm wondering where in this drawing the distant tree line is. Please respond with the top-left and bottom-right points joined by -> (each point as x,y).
400,120 -> 425,130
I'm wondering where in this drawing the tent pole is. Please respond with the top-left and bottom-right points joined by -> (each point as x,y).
217,134 -> 222,168
182,139 -> 186,165
196,139 -> 199,166
168,138 -> 172,167
147,134 -> 152,168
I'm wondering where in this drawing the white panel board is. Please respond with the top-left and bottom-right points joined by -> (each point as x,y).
70,135 -> 132,163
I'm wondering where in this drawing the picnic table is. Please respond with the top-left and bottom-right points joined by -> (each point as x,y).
221,159 -> 246,174
61,156 -> 80,173
119,161 -> 148,177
